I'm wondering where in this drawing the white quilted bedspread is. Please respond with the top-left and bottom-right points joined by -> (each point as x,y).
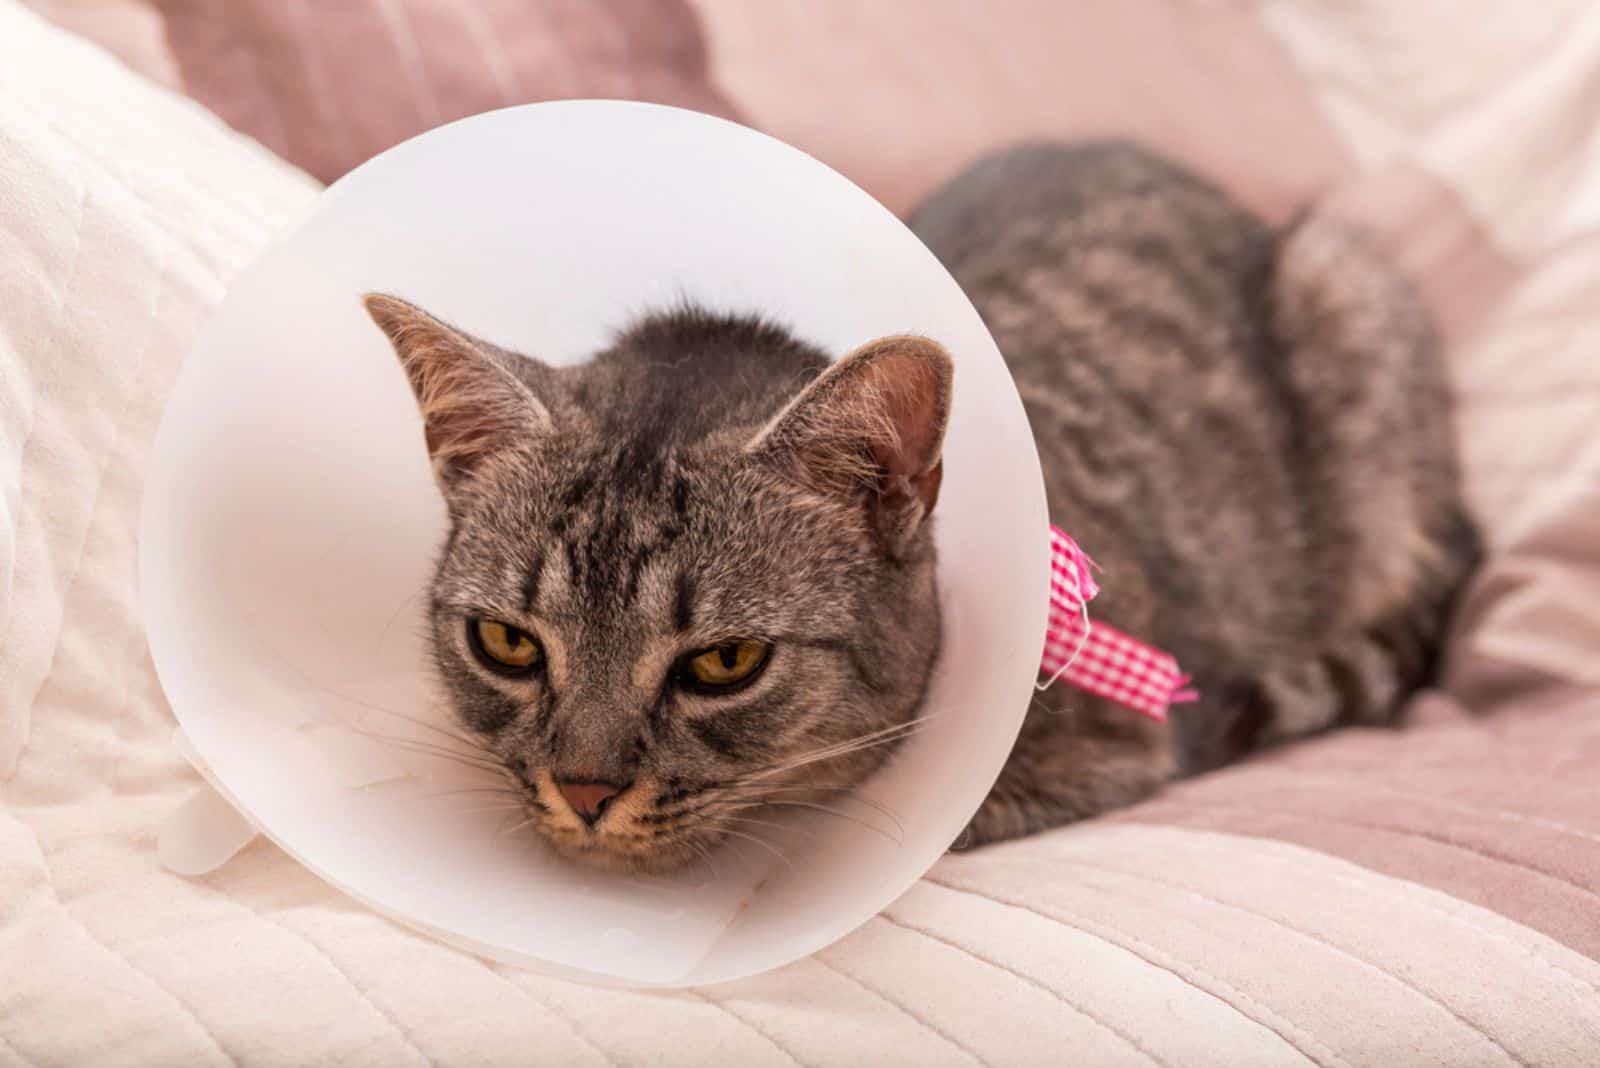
4,4 -> 1600,1065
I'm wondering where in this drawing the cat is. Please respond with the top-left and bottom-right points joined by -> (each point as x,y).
363,297 -> 951,872
363,140 -> 1477,872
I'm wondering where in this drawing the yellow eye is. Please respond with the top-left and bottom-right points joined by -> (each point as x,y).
683,640 -> 771,692
470,619 -> 543,674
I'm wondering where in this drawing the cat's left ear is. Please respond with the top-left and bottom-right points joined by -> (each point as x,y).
363,293 -> 552,493
748,335 -> 953,555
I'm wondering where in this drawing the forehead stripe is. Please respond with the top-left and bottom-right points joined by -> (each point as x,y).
521,550 -> 544,612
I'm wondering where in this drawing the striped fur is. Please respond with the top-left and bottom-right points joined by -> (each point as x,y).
910,142 -> 1479,845
367,141 -> 1478,866
366,300 -> 952,872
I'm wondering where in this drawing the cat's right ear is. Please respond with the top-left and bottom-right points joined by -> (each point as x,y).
363,293 -> 551,491
747,335 -> 953,556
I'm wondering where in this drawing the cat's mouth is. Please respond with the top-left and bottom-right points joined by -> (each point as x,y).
519,769 -> 726,874
541,827 -> 710,874
513,760 -> 898,874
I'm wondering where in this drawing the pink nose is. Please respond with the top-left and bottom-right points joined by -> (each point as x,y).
556,780 -> 624,826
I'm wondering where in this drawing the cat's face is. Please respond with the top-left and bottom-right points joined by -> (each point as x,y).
365,295 -> 952,872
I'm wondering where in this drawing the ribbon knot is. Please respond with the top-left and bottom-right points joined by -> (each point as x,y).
1038,525 -> 1198,722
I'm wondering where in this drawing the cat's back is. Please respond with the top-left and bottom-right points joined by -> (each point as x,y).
908,142 -> 1273,368
908,142 -> 1307,657
909,140 -> 1477,770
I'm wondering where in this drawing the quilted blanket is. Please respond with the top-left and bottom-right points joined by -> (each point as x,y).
4,2 -> 1599,1064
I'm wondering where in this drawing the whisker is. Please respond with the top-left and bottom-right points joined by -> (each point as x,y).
427,793 -> 523,809
710,782 -> 906,836
686,836 -> 722,882
755,725 -> 921,777
335,721 -> 494,760
718,813 -> 814,838
377,586 -> 428,654
711,781 -> 906,842
452,802 -> 534,816
713,826 -> 795,873
743,716 -> 933,784
334,698 -> 494,758
650,780 -> 906,837
394,782 -> 522,800
337,725 -> 505,773
411,785 -> 524,799
253,627 -> 492,763
275,665 -> 483,746
373,743 -> 503,774
373,743 -> 504,776
755,798 -> 904,845
718,834 -> 754,872
500,815 -> 539,838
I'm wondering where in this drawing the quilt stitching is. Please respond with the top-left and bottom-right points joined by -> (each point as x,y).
1049,855 -> 1530,1068
88,835 -> 436,1067
148,868 -> 612,1068
156,880 -> 438,1067
1236,770 -> 1600,847
923,877 -> 1338,1067
0,170 -> 86,654
270,911 -> 438,1068
32,68 -> 316,229
13,96 -> 308,286
18,231 -> 172,774
35,844 -> 238,1065
808,952 -> 988,1067
0,1026 -> 39,1068
0,191 -> 92,771
684,989 -> 807,1068
1147,807 -> 1600,996
29,112 -> 283,262
485,965 -> 623,1068
874,911 -> 1169,1067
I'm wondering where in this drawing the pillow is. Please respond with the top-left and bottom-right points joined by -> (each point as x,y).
0,0 -> 320,775
1264,2 -> 1600,695
689,0 -> 1357,221
24,0 -> 740,182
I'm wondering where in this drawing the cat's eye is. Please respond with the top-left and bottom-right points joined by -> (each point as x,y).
679,640 -> 771,694
468,618 -> 543,676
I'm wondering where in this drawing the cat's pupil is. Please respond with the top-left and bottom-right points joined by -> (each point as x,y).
718,644 -> 739,670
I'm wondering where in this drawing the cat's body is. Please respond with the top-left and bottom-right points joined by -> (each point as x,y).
910,143 -> 1477,842
365,141 -> 1477,870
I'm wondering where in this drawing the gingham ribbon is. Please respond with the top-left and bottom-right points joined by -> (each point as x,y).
1039,525 -> 1198,721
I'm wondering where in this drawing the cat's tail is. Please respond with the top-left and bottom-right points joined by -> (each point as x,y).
1252,212 -> 1480,739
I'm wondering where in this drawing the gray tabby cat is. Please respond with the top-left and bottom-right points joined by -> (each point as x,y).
363,141 -> 1476,873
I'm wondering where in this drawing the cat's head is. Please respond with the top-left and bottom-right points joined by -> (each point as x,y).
364,294 -> 952,872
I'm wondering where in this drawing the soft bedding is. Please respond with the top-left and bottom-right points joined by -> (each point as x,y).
3,1 -> 1599,1064
20,0 -> 739,184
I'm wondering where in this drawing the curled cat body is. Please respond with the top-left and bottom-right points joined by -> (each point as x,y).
364,141 -> 1478,872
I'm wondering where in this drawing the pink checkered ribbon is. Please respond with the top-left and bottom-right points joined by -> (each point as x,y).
1039,525 -> 1198,722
